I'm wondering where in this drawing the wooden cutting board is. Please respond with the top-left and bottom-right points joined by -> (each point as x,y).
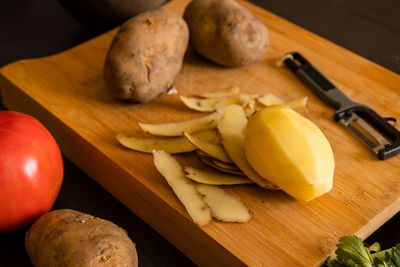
1,0 -> 399,265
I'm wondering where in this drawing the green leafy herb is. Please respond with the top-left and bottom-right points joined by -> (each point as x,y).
327,236 -> 400,267
368,242 -> 381,253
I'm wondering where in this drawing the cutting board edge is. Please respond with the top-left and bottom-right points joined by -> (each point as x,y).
356,197 -> 400,240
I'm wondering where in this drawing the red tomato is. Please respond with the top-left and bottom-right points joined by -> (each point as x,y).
0,111 -> 63,232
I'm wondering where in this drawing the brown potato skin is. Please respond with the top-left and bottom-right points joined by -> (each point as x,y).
184,0 -> 269,67
25,209 -> 138,267
104,8 -> 189,103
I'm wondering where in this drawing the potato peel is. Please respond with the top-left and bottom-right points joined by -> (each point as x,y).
214,94 -> 250,111
139,112 -> 221,136
286,96 -> 308,108
153,150 -> 212,226
196,151 -> 244,176
197,86 -> 240,98
257,94 -> 308,109
181,95 -> 250,113
192,129 -> 221,144
257,93 -> 285,106
209,158 -> 241,172
185,167 -> 252,185
184,132 -> 232,163
116,134 -> 196,154
180,96 -> 220,112
218,105 -> 279,190
196,184 -> 252,222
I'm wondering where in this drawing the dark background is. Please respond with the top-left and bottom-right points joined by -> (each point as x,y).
0,0 -> 399,266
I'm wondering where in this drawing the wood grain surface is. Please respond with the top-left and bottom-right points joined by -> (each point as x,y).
1,0 -> 399,265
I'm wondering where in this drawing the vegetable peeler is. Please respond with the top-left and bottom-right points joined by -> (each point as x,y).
280,52 -> 400,160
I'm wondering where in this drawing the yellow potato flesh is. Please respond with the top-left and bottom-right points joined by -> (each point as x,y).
244,105 -> 334,201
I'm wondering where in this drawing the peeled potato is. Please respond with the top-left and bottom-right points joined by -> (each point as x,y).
245,105 -> 334,201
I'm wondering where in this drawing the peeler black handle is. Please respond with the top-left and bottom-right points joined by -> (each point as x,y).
282,51 -> 400,160
282,52 -> 358,111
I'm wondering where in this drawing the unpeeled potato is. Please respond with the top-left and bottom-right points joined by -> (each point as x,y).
184,0 -> 269,67
104,8 -> 189,103
25,209 -> 138,267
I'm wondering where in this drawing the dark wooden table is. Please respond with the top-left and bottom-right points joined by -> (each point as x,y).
0,0 -> 399,266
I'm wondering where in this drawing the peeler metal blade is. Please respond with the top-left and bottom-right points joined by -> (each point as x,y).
281,51 -> 400,160
340,113 -> 391,154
